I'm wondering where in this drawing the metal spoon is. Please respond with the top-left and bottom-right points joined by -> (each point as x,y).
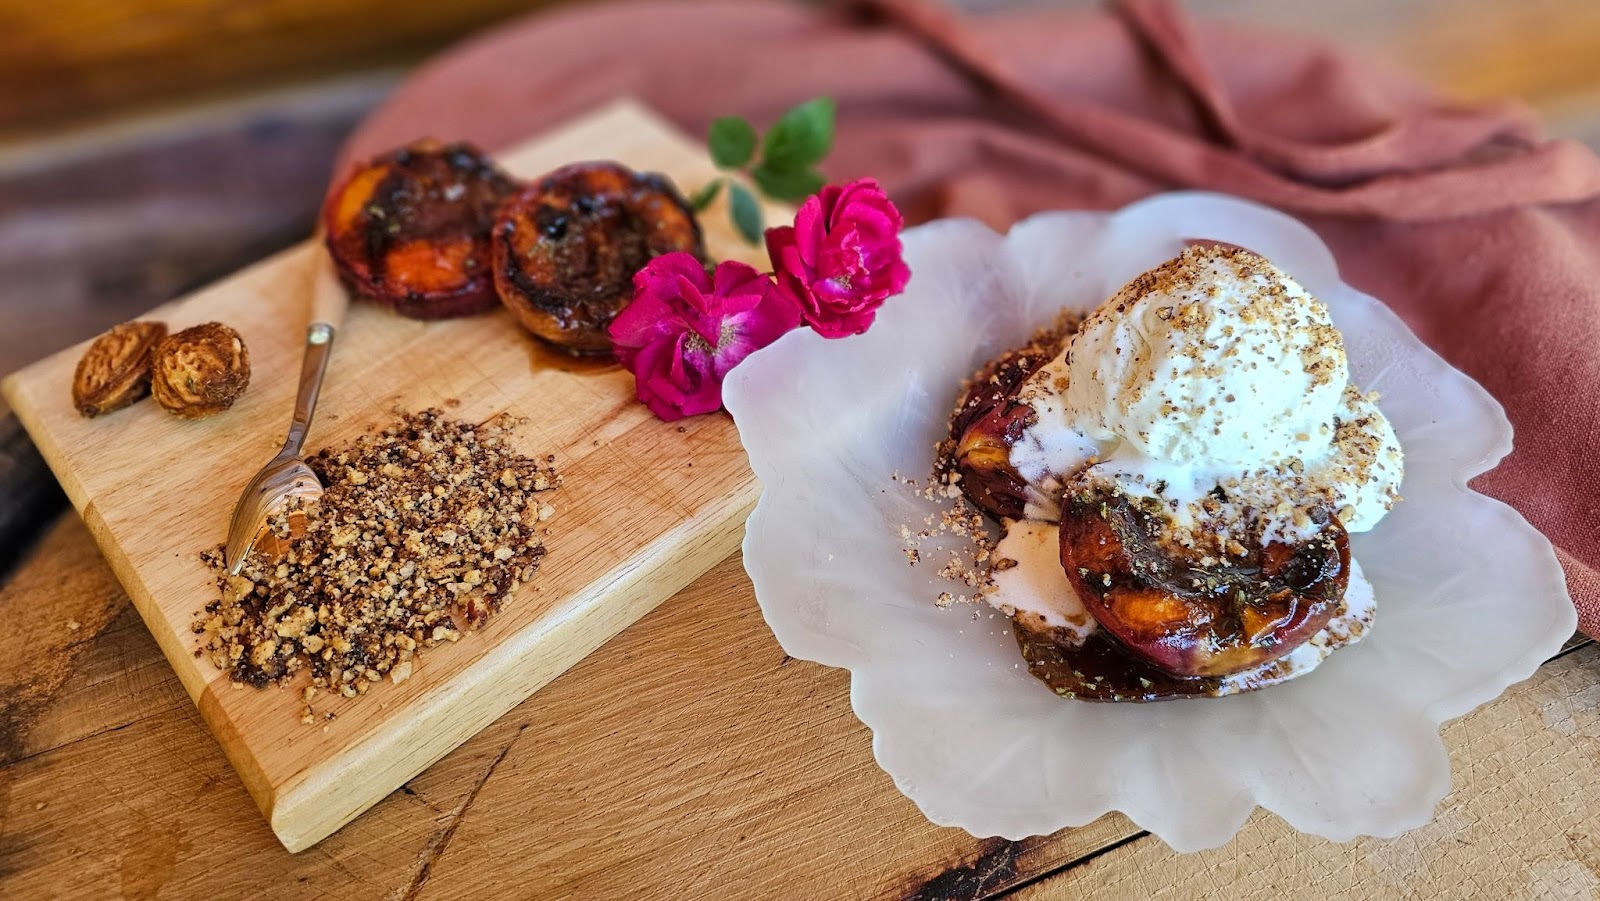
224,249 -> 349,575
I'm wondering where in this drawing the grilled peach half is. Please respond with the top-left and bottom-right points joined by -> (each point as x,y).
323,139 -> 516,319
1059,484 -> 1349,678
492,161 -> 703,355
947,333 -> 1078,521
946,347 -> 1042,521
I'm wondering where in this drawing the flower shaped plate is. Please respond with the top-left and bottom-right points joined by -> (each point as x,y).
722,192 -> 1574,851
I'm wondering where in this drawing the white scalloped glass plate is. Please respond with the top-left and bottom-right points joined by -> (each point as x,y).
722,192 -> 1574,852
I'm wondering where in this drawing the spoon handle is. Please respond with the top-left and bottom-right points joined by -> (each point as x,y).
309,244 -> 350,329
283,254 -> 346,457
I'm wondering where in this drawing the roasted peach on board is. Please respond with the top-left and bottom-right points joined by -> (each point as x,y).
492,161 -> 703,355
323,139 -> 517,320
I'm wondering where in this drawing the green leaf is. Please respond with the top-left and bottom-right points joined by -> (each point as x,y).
728,182 -> 764,246
707,117 -> 757,169
688,178 -> 723,211
759,97 -> 835,174
751,165 -> 825,203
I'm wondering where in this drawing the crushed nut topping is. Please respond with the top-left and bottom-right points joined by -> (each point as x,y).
894,468 -> 999,610
898,313 -> 1085,609
193,409 -> 559,716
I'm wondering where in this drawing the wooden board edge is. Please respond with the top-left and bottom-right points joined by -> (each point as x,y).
3,99 -> 781,853
267,482 -> 761,852
3,378 -> 245,773
77,500 -> 287,825
582,96 -> 676,141
1,374 -> 92,514
2,334 -> 284,822
77,502 -> 221,708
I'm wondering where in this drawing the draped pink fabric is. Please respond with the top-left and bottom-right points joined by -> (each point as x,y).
342,0 -> 1600,635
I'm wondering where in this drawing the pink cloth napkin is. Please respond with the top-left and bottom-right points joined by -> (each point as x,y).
341,0 -> 1600,635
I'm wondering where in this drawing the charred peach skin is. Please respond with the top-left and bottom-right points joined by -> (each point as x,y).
945,311 -> 1093,523
1059,485 -> 1349,678
946,345 -> 1045,521
323,139 -> 516,320
492,161 -> 703,356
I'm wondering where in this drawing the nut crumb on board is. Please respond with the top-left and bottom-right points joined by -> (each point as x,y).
193,409 -> 560,721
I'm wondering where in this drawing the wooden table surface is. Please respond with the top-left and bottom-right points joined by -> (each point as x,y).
4,1 -> 1600,898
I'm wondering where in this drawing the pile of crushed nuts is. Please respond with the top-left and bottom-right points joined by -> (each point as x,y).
194,409 -> 559,720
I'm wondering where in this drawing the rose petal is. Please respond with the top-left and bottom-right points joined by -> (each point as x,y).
632,251 -> 710,303
764,178 -> 909,340
806,307 -> 877,339
614,254 -> 801,422
710,259 -> 766,296
610,290 -> 685,352
630,336 -> 693,420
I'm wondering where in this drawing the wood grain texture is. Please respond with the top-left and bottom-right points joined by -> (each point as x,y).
0,415 -> 64,576
0,101 -> 787,853
2,520 -> 1596,899
0,518 -> 1139,900
3,1 -> 1600,896
0,72 -> 386,382
7,0 -> 1600,550
0,0 -> 562,133
0,516 -> 128,768
1012,642 -> 1600,901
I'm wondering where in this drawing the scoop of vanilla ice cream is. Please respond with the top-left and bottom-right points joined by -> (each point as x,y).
1064,247 -> 1348,468
1155,382 -> 1403,545
1311,386 -> 1404,532
1009,356 -> 1111,520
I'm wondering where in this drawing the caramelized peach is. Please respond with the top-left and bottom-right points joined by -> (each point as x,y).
491,161 -> 703,355
323,139 -> 516,319
1014,615 -> 1222,701
948,309 -> 1097,525
1058,485 -> 1349,679
946,346 -> 1047,520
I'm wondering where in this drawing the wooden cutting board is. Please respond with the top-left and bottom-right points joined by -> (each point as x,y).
0,100 -> 777,853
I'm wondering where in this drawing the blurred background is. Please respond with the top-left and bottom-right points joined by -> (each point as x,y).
1,0 -> 1598,380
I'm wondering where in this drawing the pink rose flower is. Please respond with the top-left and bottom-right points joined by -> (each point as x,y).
765,178 -> 911,339
609,253 -> 800,421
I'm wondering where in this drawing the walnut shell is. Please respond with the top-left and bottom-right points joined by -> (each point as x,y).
72,320 -> 168,417
151,322 -> 251,419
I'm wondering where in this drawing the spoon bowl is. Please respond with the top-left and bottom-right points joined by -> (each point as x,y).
223,253 -> 347,575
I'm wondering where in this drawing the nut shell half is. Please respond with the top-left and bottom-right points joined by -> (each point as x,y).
323,139 -> 517,320
492,161 -> 704,355
72,320 -> 168,417
151,322 -> 251,419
